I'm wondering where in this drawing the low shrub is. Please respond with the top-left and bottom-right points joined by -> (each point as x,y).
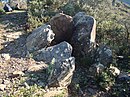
0,8 -> 5,15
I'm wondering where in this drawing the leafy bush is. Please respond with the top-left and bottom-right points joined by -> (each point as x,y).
28,0 -> 68,31
0,8 -> 5,15
0,2 -> 5,15
96,68 -> 115,90
60,1 -> 83,16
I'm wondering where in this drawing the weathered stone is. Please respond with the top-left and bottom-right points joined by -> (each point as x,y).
118,72 -> 130,81
0,79 -> 3,84
3,79 -> 11,89
9,71 -> 25,78
87,88 -> 97,95
13,71 -> 25,76
95,45 -> 112,66
0,84 -> 6,91
3,80 -> 10,85
24,82 -> 30,89
89,63 -> 105,75
26,24 -> 55,52
47,57 -> 75,87
49,13 -> 73,44
34,41 -> 72,63
3,4 -> 13,12
1,53 -> 10,60
28,63 -> 48,72
71,12 -> 96,57
109,66 -> 120,76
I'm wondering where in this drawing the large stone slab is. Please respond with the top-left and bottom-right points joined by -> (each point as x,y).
26,24 -> 55,52
34,41 -> 73,63
47,57 -> 75,87
49,13 -> 73,44
71,12 -> 96,57
34,41 -> 75,88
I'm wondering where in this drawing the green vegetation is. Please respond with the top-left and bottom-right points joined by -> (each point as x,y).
0,8 -> 5,15
4,85 -> 45,97
0,0 -> 129,96
0,2 -> 5,15
28,0 -> 130,95
28,0 -> 68,31
28,0 -> 130,55
96,67 -> 115,90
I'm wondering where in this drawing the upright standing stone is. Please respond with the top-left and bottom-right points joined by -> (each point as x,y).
71,12 -> 96,57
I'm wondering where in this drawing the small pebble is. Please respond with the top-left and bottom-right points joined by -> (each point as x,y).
0,84 -> 6,91
13,71 -> 25,76
1,53 -> 10,60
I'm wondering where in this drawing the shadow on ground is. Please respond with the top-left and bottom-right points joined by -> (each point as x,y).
0,10 -> 27,26
0,34 -> 28,58
0,10 -> 29,58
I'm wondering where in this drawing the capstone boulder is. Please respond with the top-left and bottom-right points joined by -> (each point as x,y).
26,24 -> 55,52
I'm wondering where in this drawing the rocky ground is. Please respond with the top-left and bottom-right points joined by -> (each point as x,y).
0,11 -> 28,79
0,10 -> 129,97
0,10 -> 105,97
0,10 -> 48,96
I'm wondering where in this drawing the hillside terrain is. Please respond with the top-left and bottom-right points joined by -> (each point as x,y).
0,0 -> 130,97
